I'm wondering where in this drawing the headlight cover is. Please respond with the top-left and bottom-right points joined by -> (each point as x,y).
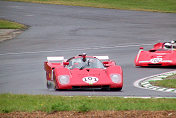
110,74 -> 121,83
58,75 -> 70,85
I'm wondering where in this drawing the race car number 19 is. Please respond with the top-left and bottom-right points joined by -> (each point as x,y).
82,77 -> 99,84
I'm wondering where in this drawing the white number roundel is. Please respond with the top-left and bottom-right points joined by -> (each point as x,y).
82,77 -> 99,84
150,58 -> 162,63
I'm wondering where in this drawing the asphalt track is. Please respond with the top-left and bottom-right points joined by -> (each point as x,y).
0,1 -> 176,97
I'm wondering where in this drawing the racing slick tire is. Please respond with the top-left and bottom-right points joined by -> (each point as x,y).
47,80 -> 54,89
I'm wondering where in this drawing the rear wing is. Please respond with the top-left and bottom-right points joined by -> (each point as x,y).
47,56 -> 65,62
44,56 -> 65,71
93,56 -> 109,60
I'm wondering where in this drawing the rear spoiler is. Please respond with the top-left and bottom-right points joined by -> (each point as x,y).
93,56 -> 109,60
47,56 -> 64,62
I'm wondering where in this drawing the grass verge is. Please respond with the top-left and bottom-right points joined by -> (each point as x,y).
150,75 -> 176,89
6,0 -> 176,13
0,19 -> 27,29
0,94 -> 176,113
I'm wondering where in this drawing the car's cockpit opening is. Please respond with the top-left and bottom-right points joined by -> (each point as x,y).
67,57 -> 105,70
163,40 -> 176,50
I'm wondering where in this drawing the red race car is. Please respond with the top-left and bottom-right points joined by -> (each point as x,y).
44,53 -> 123,91
135,41 -> 176,66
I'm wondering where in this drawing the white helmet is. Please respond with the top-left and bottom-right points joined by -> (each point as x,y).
171,40 -> 176,44
164,42 -> 171,49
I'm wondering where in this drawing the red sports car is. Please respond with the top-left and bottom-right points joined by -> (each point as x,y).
44,53 -> 123,91
135,41 -> 176,66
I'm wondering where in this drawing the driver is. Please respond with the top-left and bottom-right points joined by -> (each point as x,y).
164,42 -> 172,49
164,40 -> 176,49
87,59 -> 96,68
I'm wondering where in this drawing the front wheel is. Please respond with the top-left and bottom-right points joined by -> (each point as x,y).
47,80 -> 54,89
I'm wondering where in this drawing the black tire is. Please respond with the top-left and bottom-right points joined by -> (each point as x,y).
47,81 -> 52,89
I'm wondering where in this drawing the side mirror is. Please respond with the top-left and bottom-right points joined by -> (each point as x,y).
63,62 -> 69,65
103,61 -> 109,64
139,47 -> 144,50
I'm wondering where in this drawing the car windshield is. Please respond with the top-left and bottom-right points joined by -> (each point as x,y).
67,57 -> 105,70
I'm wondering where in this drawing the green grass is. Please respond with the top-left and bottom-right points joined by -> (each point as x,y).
0,94 -> 176,113
6,0 -> 176,13
0,19 -> 26,29
150,79 -> 176,89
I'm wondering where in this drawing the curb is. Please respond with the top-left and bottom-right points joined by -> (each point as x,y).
0,29 -> 23,42
134,70 -> 176,93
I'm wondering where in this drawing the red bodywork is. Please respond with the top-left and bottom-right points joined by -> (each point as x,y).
135,42 -> 176,66
44,55 -> 123,91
